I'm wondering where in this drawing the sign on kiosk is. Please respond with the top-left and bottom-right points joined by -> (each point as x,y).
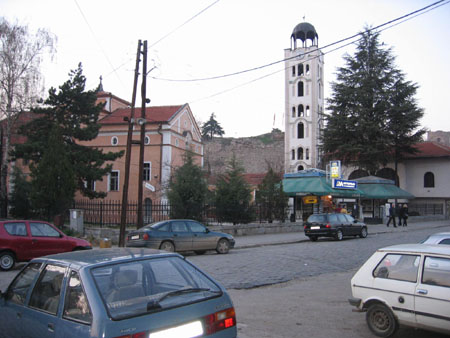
330,161 -> 341,179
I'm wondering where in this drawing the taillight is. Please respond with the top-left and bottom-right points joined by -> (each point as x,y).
204,307 -> 236,335
304,225 -> 307,229
325,224 -> 331,228
143,233 -> 149,240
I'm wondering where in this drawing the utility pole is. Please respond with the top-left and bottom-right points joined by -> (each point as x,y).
119,40 -> 142,247
137,40 -> 148,229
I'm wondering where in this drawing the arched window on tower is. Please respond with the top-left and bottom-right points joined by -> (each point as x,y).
306,148 -> 310,160
424,172 -> 435,188
297,122 -> 304,139
306,105 -> 310,116
298,64 -> 304,76
297,81 -> 304,97
306,64 -> 310,75
291,149 -> 295,160
292,66 -> 295,77
298,104 -> 304,117
297,147 -> 303,160
297,165 -> 304,172
292,106 -> 296,118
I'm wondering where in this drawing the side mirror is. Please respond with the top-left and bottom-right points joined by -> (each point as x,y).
205,228 -> 210,233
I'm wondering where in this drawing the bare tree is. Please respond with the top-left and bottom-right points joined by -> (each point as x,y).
0,17 -> 56,216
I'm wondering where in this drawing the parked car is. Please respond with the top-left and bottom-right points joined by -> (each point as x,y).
0,220 -> 92,271
303,213 -> 368,241
420,232 -> 450,245
126,219 -> 236,254
349,244 -> 450,337
0,248 -> 237,338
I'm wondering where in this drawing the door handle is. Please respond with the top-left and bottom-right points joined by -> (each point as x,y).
16,312 -> 22,319
417,289 -> 428,295
48,323 -> 55,332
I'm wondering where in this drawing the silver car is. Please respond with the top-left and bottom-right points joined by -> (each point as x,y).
420,232 -> 450,245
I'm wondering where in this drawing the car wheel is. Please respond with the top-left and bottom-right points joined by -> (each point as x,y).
195,250 -> 206,255
309,236 -> 318,242
360,227 -> 368,238
335,229 -> 343,241
366,304 -> 398,337
0,252 -> 15,271
159,241 -> 175,252
216,239 -> 230,254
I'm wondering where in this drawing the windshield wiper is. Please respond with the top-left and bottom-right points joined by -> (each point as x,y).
146,288 -> 219,311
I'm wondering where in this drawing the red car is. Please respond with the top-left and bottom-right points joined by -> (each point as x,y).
0,220 -> 92,271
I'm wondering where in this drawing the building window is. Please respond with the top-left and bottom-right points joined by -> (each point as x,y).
306,64 -> 310,75
297,147 -> 303,160
143,162 -> 151,181
306,105 -> 310,117
298,104 -> 304,117
297,165 -> 304,171
297,81 -> 304,97
292,66 -> 295,77
306,148 -> 310,160
175,139 -> 179,147
111,136 -> 118,146
292,106 -> 296,118
144,135 -> 150,145
424,172 -> 435,188
298,64 -> 304,76
109,171 -> 119,191
84,179 -> 95,192
297,123 -> 304,139
291,149 -> 295,160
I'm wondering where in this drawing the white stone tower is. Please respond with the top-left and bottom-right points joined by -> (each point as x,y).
284,21 -> 324,173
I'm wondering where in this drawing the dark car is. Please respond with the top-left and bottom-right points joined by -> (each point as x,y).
0,220 -> 92,271
126,219 -> 235,254
304,213 -> 368,241
0,248 -> 237,338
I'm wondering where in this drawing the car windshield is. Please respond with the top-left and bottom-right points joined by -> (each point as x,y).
307,215 -> 327,223
91,256 -> 221,320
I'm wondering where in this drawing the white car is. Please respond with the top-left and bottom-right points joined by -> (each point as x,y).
349,244 -> 450,337
420,232 -> 450,245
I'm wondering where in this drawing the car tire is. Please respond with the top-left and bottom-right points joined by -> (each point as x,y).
195,250 -> 206,255
309,236 -> 318,242
216,239 -> 230,254
159,241 -> 175,252
360,227 -> 368,238
366,303 -> 398,338
0,251 -> 16,271
335,229 -> 343,241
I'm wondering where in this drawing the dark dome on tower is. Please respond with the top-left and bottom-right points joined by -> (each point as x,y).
291,22 -> 318,48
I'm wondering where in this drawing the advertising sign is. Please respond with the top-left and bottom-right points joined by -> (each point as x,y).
330,161 -> 341,179
302,196 -> 318,204
332,179 -> 358,190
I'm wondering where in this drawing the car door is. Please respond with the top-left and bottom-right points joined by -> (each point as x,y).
169,221 -> 193,251
336,214 -> 349,235
186,221 -> 213,250
414,255 -> 450,333
343,214 -> 360,235
2,222 -> 33,261
29,222 -> 70,257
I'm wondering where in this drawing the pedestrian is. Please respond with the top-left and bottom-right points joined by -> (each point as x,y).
401,204 -> 409,227
386,203 -> 397,227
397,203 -> 403,226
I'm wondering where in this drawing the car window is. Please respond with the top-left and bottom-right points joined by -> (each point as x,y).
155,223 -> 170,232
187,221 -> 206,233
171,221 -> 188,232
92,256 -> 221,320
336,214 -> 348,223
422,256 -> 450,287
6,263 -> 42,305
438,239 -> 450,245
4,222 -> 28,236
373,254 -> 420,282
329,214 -> 339,224
63,270 -> 92,324
29,222 -> 60,238
343,214 -> 355,223
29,265 -> 66,315
307,215 -> 326,223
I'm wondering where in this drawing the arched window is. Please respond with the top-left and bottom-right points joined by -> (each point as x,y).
297,165 -> 304,172
298,104 -> 304,117
297,81 -> 304,97
306,105 -> 310,116
292,106 -> 296,118
297,123 -> 304,139
292,66 -> 295,77
291,149 -> 295,160
306,148 -> 309,160
298,64 -> 304,76
306,64 -> 310,75
424,172 -> 435,188
297,147 -> 303,160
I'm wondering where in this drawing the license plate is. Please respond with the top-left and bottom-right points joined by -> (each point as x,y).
311,226 -> 320,230
149,320 -> 203,338
131,235 -> 140,240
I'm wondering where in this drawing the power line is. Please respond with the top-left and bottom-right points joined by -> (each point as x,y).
152,0 -> 449,83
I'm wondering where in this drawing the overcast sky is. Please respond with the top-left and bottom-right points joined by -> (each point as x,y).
3,0 -> 450,137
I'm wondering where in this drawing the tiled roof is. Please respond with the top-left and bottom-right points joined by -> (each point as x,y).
100,105 -> 185,124
405,141 -> 450,159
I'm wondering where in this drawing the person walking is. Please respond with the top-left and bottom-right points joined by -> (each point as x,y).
386,203 -> 397,227
401,204 -> 409,227
397,203 -> 403,226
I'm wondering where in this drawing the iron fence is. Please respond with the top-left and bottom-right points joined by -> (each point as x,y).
409,203 -> 444,216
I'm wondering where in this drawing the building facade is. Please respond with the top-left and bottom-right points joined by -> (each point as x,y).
284,21 -> 324,173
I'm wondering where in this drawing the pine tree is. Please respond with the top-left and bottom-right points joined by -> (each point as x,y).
167,152 -> 208,220
201,113 -> 224,140
215,155 -> 253,224
12,64 -> 124,203
9,167 -> 33,219
256,168 -> 288,223
322,28 -> 424,176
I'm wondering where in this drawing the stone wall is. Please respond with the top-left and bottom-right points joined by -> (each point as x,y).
203,130 -> 285,175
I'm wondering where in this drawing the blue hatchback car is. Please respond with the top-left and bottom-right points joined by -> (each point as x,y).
0,248 -> 237,338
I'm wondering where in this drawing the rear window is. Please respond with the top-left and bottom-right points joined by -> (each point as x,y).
373,254 -> 419,282
91,256 -> 221,320
4,222 -> 27,236
307,215 -> 327,223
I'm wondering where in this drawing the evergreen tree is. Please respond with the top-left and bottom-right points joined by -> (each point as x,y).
12,63 -> 124,201
322,28 -> 424,176
256,167 -> 288,223
167,152 -> 207,220
215,154 -> 253,224
9,167 -> 33,219
201,113 -> 224,140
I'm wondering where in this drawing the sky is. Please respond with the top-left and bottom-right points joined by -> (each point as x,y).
2,0 -> 450,137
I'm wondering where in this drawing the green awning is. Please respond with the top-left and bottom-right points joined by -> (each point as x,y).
357,183 -> 415,199
282,176 -> 363,198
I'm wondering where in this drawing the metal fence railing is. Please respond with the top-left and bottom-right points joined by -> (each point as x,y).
409,203 -> 444,216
